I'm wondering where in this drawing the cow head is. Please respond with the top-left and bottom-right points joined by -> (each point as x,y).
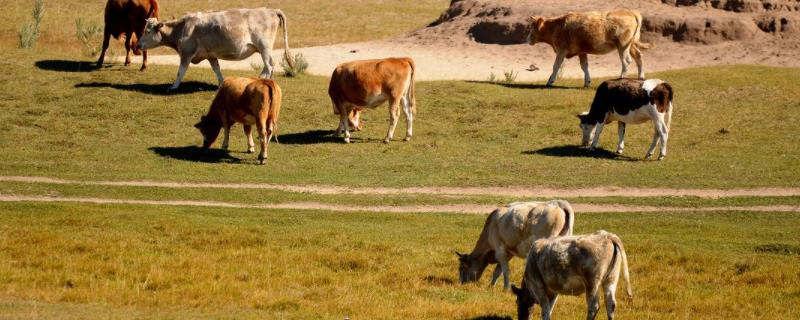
138,18 -> 164,50
577,112 -> 596,147
456,251 -> 494,284
526,17 -> 546,45
512,282 -> 536,320
348,109 -> 362,131
130,33 -> 142,55
194,115 -> 223,148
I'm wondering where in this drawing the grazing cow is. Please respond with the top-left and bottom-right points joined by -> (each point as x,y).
96,0 -> 160,70
527,9 -> 650,87
578,78 -> 674,160
328,57 -> 416,143
512,230 -> 632,320
456,200 -> 574,290
195,77 -> 282,165
137,8 -> 294,91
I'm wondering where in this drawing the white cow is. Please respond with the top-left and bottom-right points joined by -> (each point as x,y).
137,8 -> 293,90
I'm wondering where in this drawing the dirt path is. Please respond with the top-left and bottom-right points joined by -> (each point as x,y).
2,176 -> 800,198
1,194 -> 798,214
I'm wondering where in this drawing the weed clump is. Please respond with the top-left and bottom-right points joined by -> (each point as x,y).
18,0 -> 45,49
75,18 -> 104,58
282,53 -> 308,77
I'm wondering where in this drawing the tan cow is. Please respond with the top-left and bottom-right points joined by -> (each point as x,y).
195,77 -> 281,165
328,57 -> 416,143
456,200 -> 574,290
528,9 -> 650,87
512,230 -> 632,320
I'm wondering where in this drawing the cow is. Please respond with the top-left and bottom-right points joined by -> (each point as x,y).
511,230 -> 632,320
96,0 -> 160,71
578,78 -> 674,160
527,9 -> 650,87
194,77 -> 282,165
455,200 -> 574,290
328,57 -> 416,143
137,8 -> 294,91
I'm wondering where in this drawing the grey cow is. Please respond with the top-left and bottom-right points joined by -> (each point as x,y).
137,8 -> 294,91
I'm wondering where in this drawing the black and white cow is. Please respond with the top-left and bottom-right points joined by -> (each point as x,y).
578,78 -> 674,160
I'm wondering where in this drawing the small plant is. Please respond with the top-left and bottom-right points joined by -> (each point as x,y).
503,69 -> 518,83
250,61 -> 263,72
75,18 -> 103,58
18,0 -> 45,49
487,72 -> 497,83
281,53 -> 308,77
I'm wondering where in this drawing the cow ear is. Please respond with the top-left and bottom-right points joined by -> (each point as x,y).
454,251 -> 466,259
511,285 -> 522,296
535,17 -> 545,30
156,22 -> 164,29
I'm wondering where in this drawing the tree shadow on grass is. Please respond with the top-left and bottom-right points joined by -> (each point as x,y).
35,60 -> 99,73
524,145 -> 638,161
466,315 -> 513,320
277,129 -> 375,145
75,81 -> 217,95
149,145 -> 244,164
466,80 -> 579,90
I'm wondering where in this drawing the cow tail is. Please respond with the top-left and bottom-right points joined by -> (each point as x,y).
406,58 -> 417,116
268,82 -> 282,143
663,83 -> 674,133
276,10 -> 295,70
554,200 -> 574,236
607,233 -> 632,298
148,0 -> 159,19
632,12 -> 652,51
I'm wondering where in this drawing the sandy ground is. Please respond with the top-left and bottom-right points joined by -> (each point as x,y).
1,194 -> 797,214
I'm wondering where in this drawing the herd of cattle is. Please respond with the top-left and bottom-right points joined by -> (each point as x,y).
96,1 -> 678,319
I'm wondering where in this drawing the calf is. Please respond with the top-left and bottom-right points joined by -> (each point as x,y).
138,8 -> 294,90
512,230 -> 632,320
456,200 -> 574,290
578,78 -> 674,160
528,9 -> 650,87
195,77 -> 281,165
328,57 -> 416,143
96,0 -> 159,70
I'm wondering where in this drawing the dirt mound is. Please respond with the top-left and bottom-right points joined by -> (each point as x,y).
425,0 -> 799,45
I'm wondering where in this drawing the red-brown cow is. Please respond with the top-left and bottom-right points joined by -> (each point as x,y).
328,57 -> 417,144
96,0 -> 159,70
195,77 -> 282,165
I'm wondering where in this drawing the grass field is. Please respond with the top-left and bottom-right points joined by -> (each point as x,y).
3,0 -> 449,54
1,202 -> 798,319
0,49 -> 798,188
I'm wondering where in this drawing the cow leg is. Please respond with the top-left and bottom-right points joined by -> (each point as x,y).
208,58 -> 225,86
656,117 -> 669,160
631,45 -> 644,80
586,289 -> 601,320
540,293 -> 558,320
221,123 -> 231,151
494,249 -> 511,290
261,53 -> 274,79
243,125 -> 255,153
170,56 -> 192,91
401,96 -> 413,141
384,98 -> 401,143
339,107 -> 352,143
590,122 -> 605,151
604,284 -> 618,320
123,32 -> 133,67
96,27 -> 111,68
616,122 -> 626,154
579,54 -> 591,88
645,125 -> 660,159
489,265 -> 502,287
546,52 -> 566,87
617,45 -> 633,79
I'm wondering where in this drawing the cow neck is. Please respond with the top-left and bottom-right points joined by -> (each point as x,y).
161,21 -> 180,51
469,216 -> 496,259
538,18 -> 561,47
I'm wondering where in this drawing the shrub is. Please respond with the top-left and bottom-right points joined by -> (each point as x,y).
75,18 -> 104,58
281,53 -> 308,77
487,72 -> 497,83
18,0 -> 45,49
503,69 -> 518,83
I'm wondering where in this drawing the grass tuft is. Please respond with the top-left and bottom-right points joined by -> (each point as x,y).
281,53 -> 309,77
18,0 -> 45,49
75,18 -> 104,58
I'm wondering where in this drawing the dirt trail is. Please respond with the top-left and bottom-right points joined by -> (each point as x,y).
2,176 -> 800,198
1,194 -> 797,214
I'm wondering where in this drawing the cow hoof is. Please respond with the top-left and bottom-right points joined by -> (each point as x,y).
645,154 -> 653,159
383,139 -> 390,144
403,137 -> 411,142
258,159 -> 266,165
139,66 -> 147,72
658,155 -> 665,161
588,147 -> 596,151
616,149 -> 623,155
246,148 -> 255,153
344,138 -> 351,144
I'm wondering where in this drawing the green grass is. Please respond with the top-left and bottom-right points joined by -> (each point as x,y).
0,202 -> 798,319
3,0 -> 449,52
1,50 -> 799,188
1,181 -> 800,209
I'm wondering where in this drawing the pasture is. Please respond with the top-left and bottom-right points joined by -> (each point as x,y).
1,0 -> 800,319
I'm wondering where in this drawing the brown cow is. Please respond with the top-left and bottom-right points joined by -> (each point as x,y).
528,9 -> 650,87
96,0 -> 159,71
195,77 -> 282,165
328,57 -> 416,143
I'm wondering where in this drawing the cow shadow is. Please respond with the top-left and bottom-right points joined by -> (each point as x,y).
149,145 -> 244,164
278,129 -> 364,145
466,81 -> 578,90
35,60 -> 99,73
75,81 -> 217,95
524,145 -> 637,161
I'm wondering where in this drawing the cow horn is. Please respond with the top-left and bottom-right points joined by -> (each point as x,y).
146,5 -> 155,18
